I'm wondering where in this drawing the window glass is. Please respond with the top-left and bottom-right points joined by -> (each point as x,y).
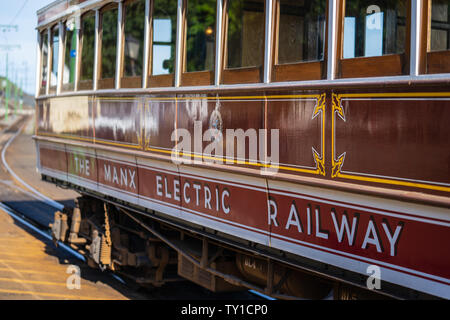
226,0 -> 264,69
430,0 -> 450,51
51,26 -> 59,87
63,21 -> 77,89
101,7 -> 118,79
80,13 -> 95,81
277,0 -> 326,64
185,0 -> 216,72
41,31 -> 48,89
343,0 -> 407,59
124,0 -> 145,77
152,0 -> 177,75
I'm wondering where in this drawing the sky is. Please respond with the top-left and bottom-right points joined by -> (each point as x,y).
0,0 -> 52,95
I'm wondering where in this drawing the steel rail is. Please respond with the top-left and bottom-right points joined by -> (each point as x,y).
0,117 -> 84,260
0,118 -> 64,211
0,202 -> 85,262
0,202 -> 127,287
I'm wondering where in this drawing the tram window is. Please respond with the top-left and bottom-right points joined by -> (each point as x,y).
123,0 -> 145,84
185,0 -> 216,72
226,0 -> 264,68
273,0 -> 327,81
100,4 -> 118,88
343,0 -> 407,58
277,0 -> 326,64
79,12 -> 95,89
338,0 -> 409,78
180,0 -> 216,86
40,31 -> 48,94
430,0 -> 450,51
151,0 -> 177,77
423,0 -> 450,73
222,0 -> 265,84
50,25 -> 60,91
63,20 -> 77,91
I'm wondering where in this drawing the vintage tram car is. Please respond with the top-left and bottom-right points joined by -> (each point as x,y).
35,0 -> 450,299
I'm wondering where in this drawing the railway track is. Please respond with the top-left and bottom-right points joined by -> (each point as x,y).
0,114 -> 268,300
0,116 -> 139,299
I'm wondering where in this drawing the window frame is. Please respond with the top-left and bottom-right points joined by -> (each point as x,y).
78,11 -> 96,91
120,0 -> 146,88
271,0 -> 328,82
420,0 -> 450,74
49,24 -> 60,94
220,0 -> 266,84
180,0 -> 216,87
335,0 -> 412,79
61,19 -> 79,92
147,0 -> 178,88
98,2 -> 119,90
39,30 -> 49,95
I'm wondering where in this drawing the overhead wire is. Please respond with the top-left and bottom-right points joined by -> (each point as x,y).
9,0 -> 30,26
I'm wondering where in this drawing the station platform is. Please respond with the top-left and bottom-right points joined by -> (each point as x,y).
0,206 -> 129,300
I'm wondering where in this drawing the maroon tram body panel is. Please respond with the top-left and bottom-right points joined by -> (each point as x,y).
34,0 -> 450,301
35,89 -> 450,299
332,94 -> 450,196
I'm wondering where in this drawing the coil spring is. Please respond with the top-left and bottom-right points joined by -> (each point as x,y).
100,204 -> 112,267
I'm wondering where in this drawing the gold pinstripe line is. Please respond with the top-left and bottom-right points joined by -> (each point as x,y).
332,92 -> 450,192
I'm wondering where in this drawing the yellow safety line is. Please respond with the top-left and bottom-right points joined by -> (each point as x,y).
0,276 -> 67,287
0,243 -> 46,248
0,249 -> 47,254
0,238 -> 44,242
0,252 -> 47,257
0,259 -> 64,265
0,268 -> 59,275
0,288 -> 118,300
